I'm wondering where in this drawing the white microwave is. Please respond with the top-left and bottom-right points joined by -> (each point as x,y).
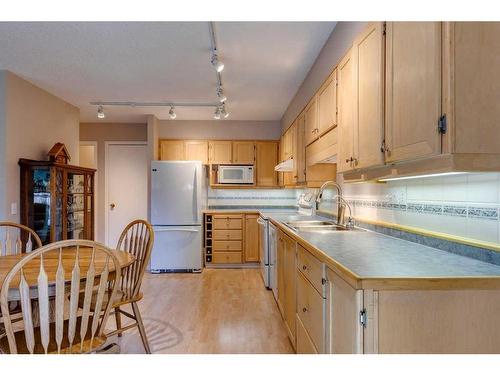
218,165 -> 254,184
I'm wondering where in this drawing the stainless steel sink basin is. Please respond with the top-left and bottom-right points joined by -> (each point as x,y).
284,219 -> 362,233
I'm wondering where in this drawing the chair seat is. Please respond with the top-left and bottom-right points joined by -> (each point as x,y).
78,289 -> 143,311
0,316 -> 107,354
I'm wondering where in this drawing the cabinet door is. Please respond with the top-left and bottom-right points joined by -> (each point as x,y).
337,48 -> 356,173
385,22 -> 442,163
326,267 -> 362,354
255,141 -> 278,187
284,234 -> 297,347
233,141 -> 255,164
208,141 -> 232,164
277,231 -> 286,318
353,22 -> 385,170
295,112 -> 306,183
318,69 -> 338,136
244,214 -> 260,262
304,96 -> 319,146
184,140 -> 208,164
159,140 -> 185,161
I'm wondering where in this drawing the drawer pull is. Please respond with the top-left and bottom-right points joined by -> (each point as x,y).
302,307 -> 308,313
302,265 -> 307,271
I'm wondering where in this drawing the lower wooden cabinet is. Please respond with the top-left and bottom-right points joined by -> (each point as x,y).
244,214 -> 260,262
284,233 -> 297,347
296,314 -> 318,354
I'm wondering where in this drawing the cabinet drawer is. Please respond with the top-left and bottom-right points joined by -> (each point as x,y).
213,230 -> 242,240
297,245 -> 325,296
212,252 -> 242,264
213,240 -> 242,252
296,315 -> 318,354
297,271 -> 325,353
213,215 -> 243,230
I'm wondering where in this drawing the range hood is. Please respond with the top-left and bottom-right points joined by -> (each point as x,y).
274,158 -> 294,172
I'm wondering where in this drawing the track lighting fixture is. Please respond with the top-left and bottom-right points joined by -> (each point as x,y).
216,86 -> 227,103
213,107 -> 221,120
168,106 -> 177,119
211,54 -> 224,73
97,105 -> 105,119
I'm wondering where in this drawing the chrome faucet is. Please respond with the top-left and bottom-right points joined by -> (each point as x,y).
315,180 -> 354,228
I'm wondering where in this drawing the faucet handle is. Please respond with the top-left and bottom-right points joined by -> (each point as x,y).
346,217 -> 355,228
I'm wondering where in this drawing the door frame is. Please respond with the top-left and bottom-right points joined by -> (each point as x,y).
104,141 -> 148,246
79,141 -> 99,241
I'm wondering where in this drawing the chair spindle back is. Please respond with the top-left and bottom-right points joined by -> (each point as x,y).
0,222 -> 42,256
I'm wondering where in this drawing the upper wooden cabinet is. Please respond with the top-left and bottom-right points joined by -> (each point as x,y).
337,48 -> 356,173
384,22 -> 442,163
209,141 -> 233,164
304,96 -> 319,146
256,141 -> 278,187
184,140 -> 208,164
233,141 -> 255,164
317,69 -> 338,136
159,140 -> 184,161
353,22 -> 385,170
295,112 -> 307,184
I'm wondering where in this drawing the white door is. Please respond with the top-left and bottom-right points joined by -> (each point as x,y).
106,143 -> 148,247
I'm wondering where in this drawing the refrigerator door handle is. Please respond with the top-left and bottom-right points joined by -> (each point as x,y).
154,228 -> 200,233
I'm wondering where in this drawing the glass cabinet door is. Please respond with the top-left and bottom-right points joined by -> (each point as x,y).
30,167 -> 52,244
66,172 -> 85,240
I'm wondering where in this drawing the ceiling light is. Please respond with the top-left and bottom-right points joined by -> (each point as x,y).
168,106 -> 177,120
211,54 -> 224,73
97,105 -> 105,119
221,106 -> 229,119
217,86 -> 227,103
213,107 -> 221,120
378,172 -> 467,182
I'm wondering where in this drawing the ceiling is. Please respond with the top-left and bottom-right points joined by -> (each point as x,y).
0,22 -> 336,122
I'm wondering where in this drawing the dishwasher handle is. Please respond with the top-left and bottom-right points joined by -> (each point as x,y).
154,227 -> 200,233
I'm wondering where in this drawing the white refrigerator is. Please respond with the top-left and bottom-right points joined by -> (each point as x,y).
150,161 -> 206,272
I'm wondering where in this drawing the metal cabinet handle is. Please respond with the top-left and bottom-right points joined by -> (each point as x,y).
302,265 -> 307,271
110,203 -> 116,209
302,307 -> 307,313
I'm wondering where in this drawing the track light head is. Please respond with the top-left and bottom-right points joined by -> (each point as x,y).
211,53 -> 224,73
169,106 -> 177,120
97,105 -> 105,119
216,86 -> 227,103
221,106 -> 229,119
213,107 -> 221,120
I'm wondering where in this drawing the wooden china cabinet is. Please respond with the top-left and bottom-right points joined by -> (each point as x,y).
18,143 -> 96,245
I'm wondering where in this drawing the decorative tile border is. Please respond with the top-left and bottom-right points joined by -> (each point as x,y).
338,199 -> 500,221
208,196 -> 296,200
208,205 -> 297,210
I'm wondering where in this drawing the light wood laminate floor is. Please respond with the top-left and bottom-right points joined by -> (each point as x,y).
115,268 -> 294,354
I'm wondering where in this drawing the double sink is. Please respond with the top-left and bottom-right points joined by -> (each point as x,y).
284,220 -> 361,233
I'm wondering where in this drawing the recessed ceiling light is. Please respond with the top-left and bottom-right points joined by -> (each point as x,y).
97,105 -> 105,119
168,106 -> 177,120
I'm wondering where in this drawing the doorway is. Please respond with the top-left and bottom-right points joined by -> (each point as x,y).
105,142 -> 148,247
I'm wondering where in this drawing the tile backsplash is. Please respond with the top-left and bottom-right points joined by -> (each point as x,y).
208,188 -> 302,207
324,172 -> 500,244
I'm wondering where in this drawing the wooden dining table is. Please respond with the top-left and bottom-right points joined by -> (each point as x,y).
0,247 -> 135,301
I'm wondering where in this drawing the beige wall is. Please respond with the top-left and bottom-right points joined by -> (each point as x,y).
0,70 -> 80,221
80,122 -> 148,242
281,22 -> 368,132
158,120 -> 281,140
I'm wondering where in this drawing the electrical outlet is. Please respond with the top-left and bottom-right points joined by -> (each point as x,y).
10,202 -> 17,215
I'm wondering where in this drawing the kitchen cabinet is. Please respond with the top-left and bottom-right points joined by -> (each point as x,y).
184,140 -> 209,164
384,22 -> 442,163
205,213 -> 244,265
352,22 -> 385,170
294,112 -> 306,184
244,214 -> 260,262
317,69 -> 337,136
255,141 -> 279,187
159,140 -> 184,161
326,267 -> 363,354
296,312 -> 318,354
277,229 -> 297,348
209,141 -> 233,164
233,141 -> 255,164
304,96 -> 319,146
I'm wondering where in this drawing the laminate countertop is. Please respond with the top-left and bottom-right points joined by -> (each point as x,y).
205,209 -> 500,290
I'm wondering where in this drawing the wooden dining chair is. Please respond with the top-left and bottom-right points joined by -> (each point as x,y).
0,222 -> 42,256
110,220 -> 154,354
0,240 -> 121,354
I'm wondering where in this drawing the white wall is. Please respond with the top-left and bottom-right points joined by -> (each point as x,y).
158,120 -> 281,140
281,22 -> 367,132
0,73 -> 6,218
0,70 -> 80,222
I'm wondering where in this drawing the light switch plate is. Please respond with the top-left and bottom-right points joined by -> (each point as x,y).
10,202 -> 17,215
